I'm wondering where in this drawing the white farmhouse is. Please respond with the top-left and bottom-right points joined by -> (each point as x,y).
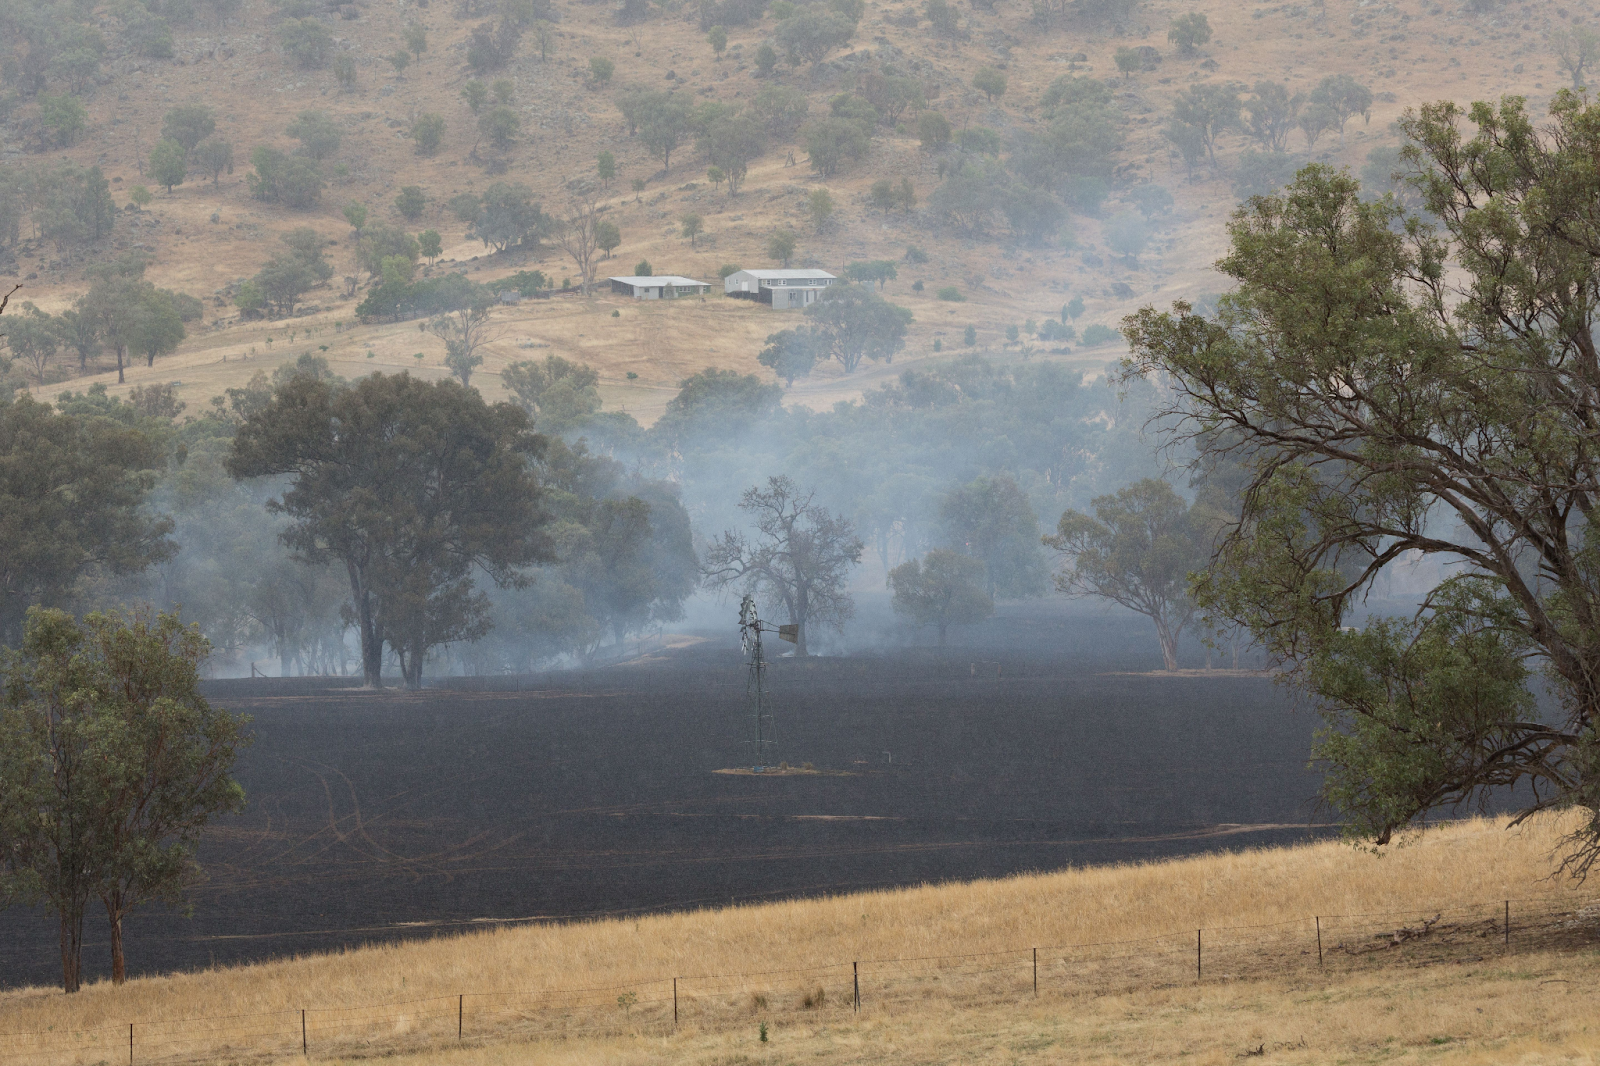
608,275 -> 712,299
723,268 -> 839,309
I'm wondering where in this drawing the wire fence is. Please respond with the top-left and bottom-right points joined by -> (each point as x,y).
4,893 -> 1599,1065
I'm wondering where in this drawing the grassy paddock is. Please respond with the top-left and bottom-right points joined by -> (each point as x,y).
2,815 -> 1597,1064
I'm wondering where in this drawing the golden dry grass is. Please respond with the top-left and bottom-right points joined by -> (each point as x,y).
3,814 -> 1598,1064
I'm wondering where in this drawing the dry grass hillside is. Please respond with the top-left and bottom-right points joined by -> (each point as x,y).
2,0 -> 1587,422
4,815 -> 1600,1064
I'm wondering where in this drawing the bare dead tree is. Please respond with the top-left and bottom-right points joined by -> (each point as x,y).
427,293 -> 500,388
552,186 -> 605,296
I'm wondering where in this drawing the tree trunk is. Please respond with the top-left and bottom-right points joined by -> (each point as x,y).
347,566 -> 383,687
108,903 -> 126,985
1154,617 -> 1179,671
58,897 -> 86,993
115,345 -> 125,385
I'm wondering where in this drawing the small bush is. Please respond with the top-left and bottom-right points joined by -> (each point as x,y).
801,985 -> 826,1008
912,280 -> 924,292
936,286 -> 963,302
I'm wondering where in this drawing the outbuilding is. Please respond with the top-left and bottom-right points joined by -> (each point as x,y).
608,275 -> 712,299
723,269 -> 839,309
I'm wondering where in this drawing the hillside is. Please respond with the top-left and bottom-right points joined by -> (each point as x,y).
0,0 -> 1582,422
4,815 -> 1599,1065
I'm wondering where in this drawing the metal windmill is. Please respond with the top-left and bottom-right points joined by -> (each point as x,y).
738,594 -> 797,770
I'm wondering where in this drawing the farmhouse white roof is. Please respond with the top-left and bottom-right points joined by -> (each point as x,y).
736,269 -> 837,280
608,275 -> 708,286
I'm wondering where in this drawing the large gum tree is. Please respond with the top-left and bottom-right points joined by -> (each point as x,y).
1123,92 -> 1600,874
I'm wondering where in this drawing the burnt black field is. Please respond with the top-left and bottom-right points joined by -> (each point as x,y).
0,602 -> 1339,990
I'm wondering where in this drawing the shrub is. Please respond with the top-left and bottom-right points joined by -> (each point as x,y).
1080,323 -> 1119,346
936,286 -> 963,302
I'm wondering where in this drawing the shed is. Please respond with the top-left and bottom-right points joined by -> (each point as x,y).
723,269 -> 839,309
608,275 -> 712,299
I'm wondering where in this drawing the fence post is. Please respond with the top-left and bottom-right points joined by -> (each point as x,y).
1196,929 -> 1202,982
458,994 -> 463,1040
301,1009 -> 307,1056
1315,916 -> 1323,969
853,961 -> 860,1012
1032,948 -> 1038,997
673,978 -> 678,1030
1505,900 -> 1510,948
129,1022 -> 133,1066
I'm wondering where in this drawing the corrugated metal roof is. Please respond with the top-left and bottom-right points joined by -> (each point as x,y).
608,276 -> 710,286
733,269 -> 838,279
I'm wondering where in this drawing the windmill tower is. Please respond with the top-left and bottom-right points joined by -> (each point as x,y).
739,594 -> 781,770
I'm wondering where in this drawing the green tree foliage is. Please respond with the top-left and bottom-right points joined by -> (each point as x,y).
404,20 -> 427,57
503,355 -> 605,435
596,149 -> 616,180
972,65 -> 1007,103
845,260 -> 898,289
192,137 -> 234,184
246,147 -> 323,209
161,105 -> 215,155
226,373 -> 553,688
1307,73 -> 1372,146
680,211 -> 704,247
333,52 -> 357,90
1167,11 -> 1211,54
394,185 -> 427,221
751,84 -> 810,139
411,112 -> 446,155
1045,478 -> 1213,669
1169,81 -> 1239,165
466,18 -> 522,73
941,474 -> 1046,599
707,24 -> 727,57
0,608 -> 248,991
1120,98 -> 1600,867
0,397 -> 174,646
286,109 -> 341,160
356,221 -> 418,276
2,302 -> 63,385
427,290 -> 498,387
859,71 -> 923,127
469,181 -> 547,252
479,105 -> 521,150
462,79 -> 489,113
1244,80 -> 1296,153
924,0 -> 960,38
148,139 -> 187,192
917,109 -> 952,149
279,17 -> 332,68
774,7 -> 855,66
805,187 -> 833,231
801,117 -> 869,176
766,228 -> 796,266
703,111 -> 765,193
589,56 -> 615,85
633,91 -> 694,169
703,476 -> 864,655
801,286 -> 913,373
418,229 -> 443,263
1114,46 -> 1141,81
38,92 -> 87,146
888,549 -> 992,644
1555,27 -> 1600,89
754,41 -> 778,76
757,326 -> 827,386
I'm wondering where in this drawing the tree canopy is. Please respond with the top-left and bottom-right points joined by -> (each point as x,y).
1122,94 -> 1600,869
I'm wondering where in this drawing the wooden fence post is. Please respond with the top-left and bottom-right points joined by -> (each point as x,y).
301,1009 -> 307,1056
1196,930 -> 1202,982
129,1023 -> 133,1066
458,994 -> 463,1040
853,962 -> 860,1012
673,978 -> 678,1030
1032,948 -> 1037,997
1505,900 -> 1510,948
1316,916 -> 1323,968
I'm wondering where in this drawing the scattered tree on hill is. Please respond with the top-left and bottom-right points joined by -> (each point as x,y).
161,105 -> 215,156
428,291 -> 497,387
387,49 -> 411,75
462,79 -> 489,113
279,18 -> 332,68
333,53 -> 357,90
917,110 -> 952,150
766,228 -> 796,266
466,18 -> 522,74
972,66 -> 1007,103
1170,82 -> 1239,165
806,187 -> 833,231
246,147 -> 323,209
38,93 -> 87,146
2,302 -> 63,385
703,476 -> 864,656
1555,26 -> 1600,90
148,139 -> 187,192
1168,11 -> 1211,54
596,150 -> 616,181
404,21 -> 428,57
758,326 -> 825,385
637,91 -> 694,170
754,41 -> 778,76
801,117 -> 869,176
589,56 -> 614,85
412,113 -> 446,155
469,182 -> 547,253
287,110 -> 341,160
227,373 -> 554,688
1244,81 -> 1296,153
708,24 -> 727,57
705,112 -> 765,193
479,106 -> 521,150
553,188 -> 607,294
418,229 -> 443,264
394,185 -> 427,221
889,550 -> 992,644
774,7 -> 855,67
679,212 -> 703,248
192,137 -> 234,184
1114,46 -> 1141,81
941,475 -> 1046,599
1309,73 -> 1372,146
503,355 -> 603,434
595,219 -> 621,259
751,85 -> 810,139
